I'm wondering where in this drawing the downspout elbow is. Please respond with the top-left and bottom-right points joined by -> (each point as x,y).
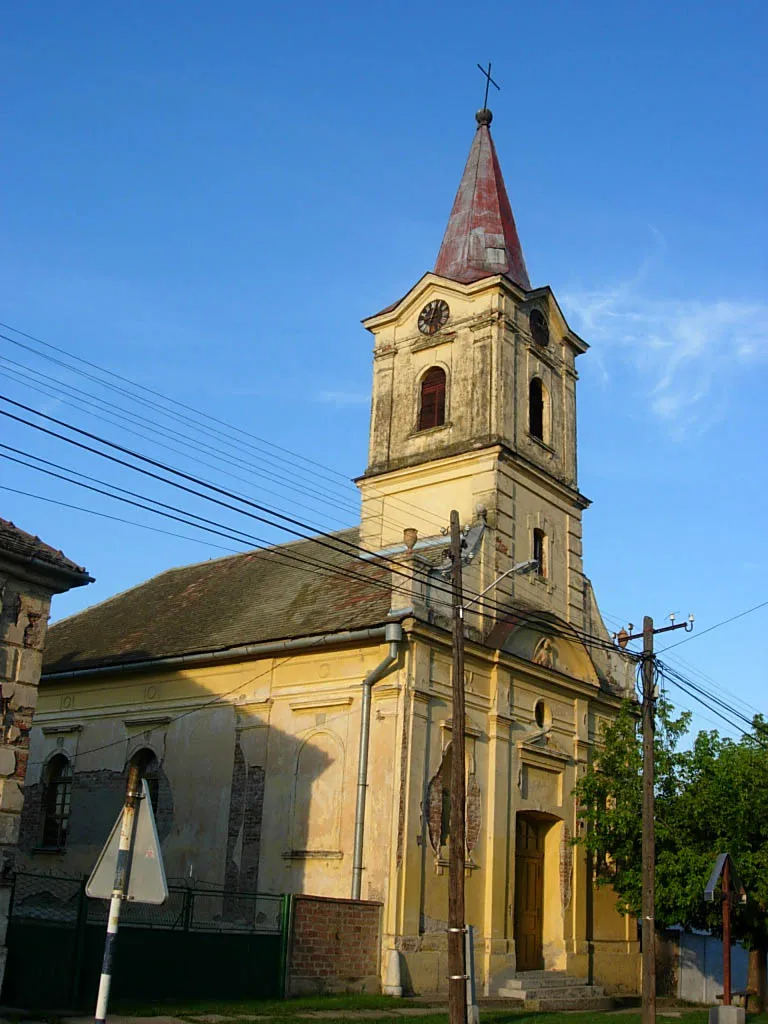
364,622 -> 402,687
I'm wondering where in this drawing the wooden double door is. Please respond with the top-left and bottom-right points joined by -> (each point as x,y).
514,815 -> 545,971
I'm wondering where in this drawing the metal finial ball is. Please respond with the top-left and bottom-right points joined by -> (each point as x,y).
475,108 -> 493,126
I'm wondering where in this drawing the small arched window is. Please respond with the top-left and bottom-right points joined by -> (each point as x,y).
529,377 -> 545,440
130,748 -> 160,814
42,753 -> 72,849
529,309 -> 549,347
418,367 -> 446,431
533,528 -> 547,578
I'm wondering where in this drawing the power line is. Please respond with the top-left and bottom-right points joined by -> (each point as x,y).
661,650 -> 760,720
659,598 -> 768,653
3,439 -> 630,668
0,450 -> 399,595
0,358 -> 358,530
0,392 -> 472,605
602,607 -> 762,721
0,323 -> 449,532
0,485 -> 244,554
0,395 -> 632,654
657,661 -> 767,742
1,333 -> 641,658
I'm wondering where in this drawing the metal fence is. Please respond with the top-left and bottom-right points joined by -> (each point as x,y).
3,872 -> 288,1010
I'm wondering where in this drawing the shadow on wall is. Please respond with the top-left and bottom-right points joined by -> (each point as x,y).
17,651 -> 334,909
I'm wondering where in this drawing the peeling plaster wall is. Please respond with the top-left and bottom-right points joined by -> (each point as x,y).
18,644 -> 404,915
18,701 -> 239,888
17,630 -> 640,997
383,632 -> 639,997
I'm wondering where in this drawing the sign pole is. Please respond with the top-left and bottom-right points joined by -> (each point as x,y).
94,762 -> 141,1024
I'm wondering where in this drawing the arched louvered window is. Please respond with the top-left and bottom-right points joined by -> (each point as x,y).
130,748 -> 160,813
42,754 -> 72,848
529,309 -> 549,347
418,367 -> 446,431
529,377 -> 545,441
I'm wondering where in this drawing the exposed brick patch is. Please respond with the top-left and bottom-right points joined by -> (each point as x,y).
17,779 -> 43,851
288,895 -> 382,995
22,613 -> 43,650
466,774 -> 481,855
241,765 -> 264,891
224,737 -> 264,919
224,741 -> 246,896
425,745 -> 450,854
18,764 -> 173,854
560,823 -> 573,909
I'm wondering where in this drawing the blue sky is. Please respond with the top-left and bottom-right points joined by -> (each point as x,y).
2,1 -> 766,739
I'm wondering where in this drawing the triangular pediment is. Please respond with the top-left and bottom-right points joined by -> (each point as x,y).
363,272 -> 507,331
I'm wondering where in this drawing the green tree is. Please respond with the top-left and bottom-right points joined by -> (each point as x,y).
573,701 -> 768,1008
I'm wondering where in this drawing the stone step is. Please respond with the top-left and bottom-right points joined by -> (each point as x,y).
498,983 -> 604,1000
501,975 -> 589,991
530,995 -> 615,1012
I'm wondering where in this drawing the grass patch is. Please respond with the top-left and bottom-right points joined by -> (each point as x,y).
113,994 -> 426,1017
109,997 -> 768,1024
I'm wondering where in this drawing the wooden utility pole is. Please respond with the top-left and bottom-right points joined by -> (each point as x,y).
448,510 -> 467,1024
618,613 -> 692,1024
641,616 -> 656,1024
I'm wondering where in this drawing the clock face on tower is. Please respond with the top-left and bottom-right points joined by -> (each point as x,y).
418,299 -> 450,336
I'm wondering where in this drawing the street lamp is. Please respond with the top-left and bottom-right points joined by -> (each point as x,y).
460,558 -> 539,618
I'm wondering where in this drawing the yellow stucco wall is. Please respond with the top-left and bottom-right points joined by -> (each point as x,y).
21,627 -> 638,994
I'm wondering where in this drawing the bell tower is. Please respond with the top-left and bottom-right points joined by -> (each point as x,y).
357,109 -> 591,628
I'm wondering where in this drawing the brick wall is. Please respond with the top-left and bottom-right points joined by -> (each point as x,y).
287,894 -> 382,996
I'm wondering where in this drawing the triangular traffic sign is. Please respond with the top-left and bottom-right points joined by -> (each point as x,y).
86,778 -> 168,904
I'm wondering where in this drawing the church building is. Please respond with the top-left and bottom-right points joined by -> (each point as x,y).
17,107 -> 639,997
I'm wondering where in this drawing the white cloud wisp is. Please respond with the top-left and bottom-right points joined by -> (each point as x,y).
562,286 -> 768,435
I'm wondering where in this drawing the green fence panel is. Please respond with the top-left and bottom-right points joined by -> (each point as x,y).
3,920 -> 79,1010
77,926 -> 283,1004
2,873 -> 285,1010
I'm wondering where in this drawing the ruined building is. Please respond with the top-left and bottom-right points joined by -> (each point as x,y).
17,108 -> 640,996
0,518 -> 92,991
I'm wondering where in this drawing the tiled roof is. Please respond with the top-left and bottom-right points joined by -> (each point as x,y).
43,528 -> 393,675
0,517 -> 91,580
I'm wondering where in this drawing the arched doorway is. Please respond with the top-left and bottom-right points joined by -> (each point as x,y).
514,811 -> 566,972
514,814 -> 545,970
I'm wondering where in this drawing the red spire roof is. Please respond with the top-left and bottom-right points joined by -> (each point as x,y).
434,109 -> 531,290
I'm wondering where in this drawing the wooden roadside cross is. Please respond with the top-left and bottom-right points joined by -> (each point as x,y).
704,853 -> 747,1012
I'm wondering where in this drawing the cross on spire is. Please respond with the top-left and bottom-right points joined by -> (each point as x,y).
476,61 -> 500,111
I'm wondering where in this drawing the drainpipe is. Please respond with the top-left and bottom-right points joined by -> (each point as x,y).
351,620 -> 403,900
